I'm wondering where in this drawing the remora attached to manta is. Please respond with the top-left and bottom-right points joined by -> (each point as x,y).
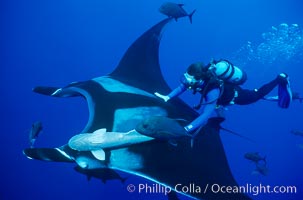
23,18 -> 251,200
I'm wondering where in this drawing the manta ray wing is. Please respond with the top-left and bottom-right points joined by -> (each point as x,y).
110,18 -> 172,94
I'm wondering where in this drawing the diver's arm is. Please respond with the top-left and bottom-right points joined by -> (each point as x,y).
184,88 -> 220,133
168,83 -> 187,98
155,83 -> 187,102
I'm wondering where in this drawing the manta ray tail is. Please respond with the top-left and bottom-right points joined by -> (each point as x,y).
221,127 -> 256,143
206,117 -> 255,142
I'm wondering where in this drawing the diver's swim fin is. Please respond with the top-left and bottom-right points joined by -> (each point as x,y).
278,73 -> 292,108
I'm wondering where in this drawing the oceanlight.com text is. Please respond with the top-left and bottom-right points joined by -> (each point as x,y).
209,183 -> 297,196
126,183 -> 297,196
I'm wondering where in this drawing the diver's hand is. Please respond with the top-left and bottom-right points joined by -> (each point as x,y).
154,92 -> 170,102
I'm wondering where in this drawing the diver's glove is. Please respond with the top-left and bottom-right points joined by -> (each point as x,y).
184,126 -> 190,133
154,92 -> 170,102
184,125 -> 193,134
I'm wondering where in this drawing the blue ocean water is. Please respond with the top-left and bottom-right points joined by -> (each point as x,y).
1,0 -> 303,199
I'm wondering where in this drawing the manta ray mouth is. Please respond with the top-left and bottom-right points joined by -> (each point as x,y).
64,76 -> 169,133
112,107 -> 168,132
44,76 -> 170,135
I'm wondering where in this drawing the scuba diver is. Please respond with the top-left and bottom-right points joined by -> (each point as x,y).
155,60 -> 292,133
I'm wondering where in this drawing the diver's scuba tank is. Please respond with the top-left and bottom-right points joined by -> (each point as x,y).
209,60 -> 247,85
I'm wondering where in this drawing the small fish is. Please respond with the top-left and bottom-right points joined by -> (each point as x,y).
159,2 -> 196,24
244,152 -> 266,164
136,116 -> 189,140
135,116 -> 193,147
291,130 -> 303,137
74,166 -> 127,184
264,92 -> 303,103
252,163 -> 269,176
29,121 -> 43,148
292,92 -> 303,103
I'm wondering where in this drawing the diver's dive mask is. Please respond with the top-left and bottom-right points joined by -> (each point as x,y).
181,72 -> 203,89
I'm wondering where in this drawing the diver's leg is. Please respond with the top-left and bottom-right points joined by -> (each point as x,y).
234,74 -> 285,105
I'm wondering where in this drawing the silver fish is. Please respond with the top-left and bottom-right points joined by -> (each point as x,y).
29,121 -> 43,148
244,152 -> 266,164
291,129 -> 303,136
74,166 -> 127,184
159,2 -> 196,23
252,163 -> 269,176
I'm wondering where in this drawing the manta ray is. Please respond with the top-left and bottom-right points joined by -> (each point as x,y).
23,18 -> 251,200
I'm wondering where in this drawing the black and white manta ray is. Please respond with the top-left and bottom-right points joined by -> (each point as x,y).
23,18 -> 251,200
